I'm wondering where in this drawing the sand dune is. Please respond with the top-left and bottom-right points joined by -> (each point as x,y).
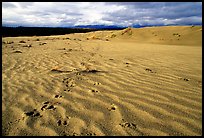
2,26 -> 202,136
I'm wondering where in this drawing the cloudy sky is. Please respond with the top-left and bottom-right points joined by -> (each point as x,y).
2,2 -> 202,27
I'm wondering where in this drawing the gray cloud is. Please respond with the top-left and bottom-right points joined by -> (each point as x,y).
103,2 -> 202,26
2,2 -> 17,8
2,2 -> 202,27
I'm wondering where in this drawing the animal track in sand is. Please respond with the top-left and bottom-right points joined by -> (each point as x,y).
119,121 -> 137,130
7,117 -> 26,126
93,82 -> 101,85
62,132 -> 80,136
76,72 -> 82,76
62,78 -> 76,93
41,102 -> 56,111
108,104 -> 117,111
183,78 -> 190,81
63,131 -> 97,136
54,95 -> 63,98
178,77 -> 192,82
80,62 -> 85,66
178,77 -> 190,82
125,62 -> 131,67
57,119 -> 68,126
145,68 -> 156,73
39,42 -> 47,45
178,77 -> 202,87
72,132 -> 80,136
43,101 -> 49,104
22,44 -> 32,48
24,109 -> 44,129
63,78 -> 76,87
24,109 -> 42,117
119,119 -> 145,136
58,48 -> 66,50
64,89 -> 71,92
89,89 -> 99,93
81,131 -> 97,136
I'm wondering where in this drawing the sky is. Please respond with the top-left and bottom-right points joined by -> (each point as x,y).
2,2 -> 202,27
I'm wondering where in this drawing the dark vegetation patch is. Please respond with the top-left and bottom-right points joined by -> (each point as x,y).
2,26 -> 125,37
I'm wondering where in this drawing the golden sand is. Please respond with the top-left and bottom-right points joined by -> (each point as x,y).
2,26 -> 202,136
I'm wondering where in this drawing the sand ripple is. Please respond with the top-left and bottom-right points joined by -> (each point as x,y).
2,27 -> 202,136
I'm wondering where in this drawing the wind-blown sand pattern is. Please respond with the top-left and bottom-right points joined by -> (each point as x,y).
2,26 -> 202,136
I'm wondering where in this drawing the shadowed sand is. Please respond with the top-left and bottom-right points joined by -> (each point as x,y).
2,26 -> 202,136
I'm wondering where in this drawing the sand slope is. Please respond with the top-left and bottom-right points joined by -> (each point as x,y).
2,26 -> 202,136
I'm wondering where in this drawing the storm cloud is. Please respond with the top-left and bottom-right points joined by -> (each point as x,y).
2,2 -> 202,27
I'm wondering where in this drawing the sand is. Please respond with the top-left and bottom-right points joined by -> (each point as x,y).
2,26 -> 202,136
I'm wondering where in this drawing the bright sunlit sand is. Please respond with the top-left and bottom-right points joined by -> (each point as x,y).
2,26 -> 202,136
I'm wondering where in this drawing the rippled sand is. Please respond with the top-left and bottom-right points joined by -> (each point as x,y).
2,26 -> 202,136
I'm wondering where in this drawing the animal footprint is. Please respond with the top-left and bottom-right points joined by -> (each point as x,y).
119,122 -> 137,130
108,104 -> 117,111
57,120 -> 68,126
125,62 -> 130,67
81,129 -> 97,136
76,72 -> 81,75
81,62 -> 85,66
93,82 -> 100,85
41,102 -> 56,111
62,78 -> 76,93
25,109 -> 42,117
119,119 -> 144,135
8,117 -> 25,125
183,78 -> 190,81
54,95 -> 63,98
145,68 -> 156,73
47,105 -> 55,110
81,132 -> 96,136
43,101 -> 49,104
39,43 -> 47,45
178,77 -> 190,82
64,89 -> 71,92
63,78 -> 76,87
90,89 -> 99,93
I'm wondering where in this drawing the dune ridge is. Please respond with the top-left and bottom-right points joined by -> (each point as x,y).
2,26 -> 202,136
